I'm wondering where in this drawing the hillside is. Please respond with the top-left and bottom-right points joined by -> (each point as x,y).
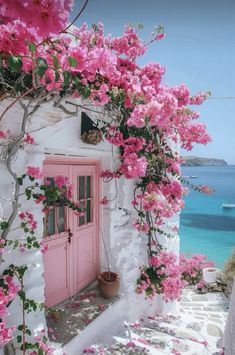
181,156 -> 227,166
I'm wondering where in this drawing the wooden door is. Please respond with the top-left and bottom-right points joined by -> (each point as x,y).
69,165 -> 99,294
43,160 -> 99,307
42,163 -> 72,307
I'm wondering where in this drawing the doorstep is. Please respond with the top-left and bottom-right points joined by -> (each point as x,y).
46,281 -> 118,347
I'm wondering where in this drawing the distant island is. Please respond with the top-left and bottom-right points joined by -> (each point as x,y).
181,156 -> 228,166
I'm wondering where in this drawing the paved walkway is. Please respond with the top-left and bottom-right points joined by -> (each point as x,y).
83,289 -> 229,354
46,283 -> 117,345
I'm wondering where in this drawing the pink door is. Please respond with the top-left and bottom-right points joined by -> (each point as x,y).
69,164 -> 99,294
43,160 -> 99,307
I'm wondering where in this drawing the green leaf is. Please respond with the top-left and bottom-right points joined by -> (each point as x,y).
36,57 -> 48,78
55,71 -> 60,82
18,324 -> 24,331
73,76 -> 80,88
28,42 -> 36,52
18,290 -> 26,302
0,221 -> 8,230
17,265 -> 28,277
17,177 -> 23,186
80,85 -> 91,99
63,71 -> 71,86
0,55 -> 2,69
25,328 -> 32,336
29,176 -> 35,182
17,335 -> 22,343
14,82 -> 23,93
53,55 -> 60,70
25,188 -> 32,199
8,56 -> 23,72
68,56 -> 77,67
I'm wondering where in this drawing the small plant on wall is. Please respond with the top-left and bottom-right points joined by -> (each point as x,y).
81,112 -> 103,145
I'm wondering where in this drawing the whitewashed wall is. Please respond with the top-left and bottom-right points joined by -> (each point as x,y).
0,98 -> 179,353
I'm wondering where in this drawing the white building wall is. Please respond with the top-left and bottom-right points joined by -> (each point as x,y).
0,98 -> 180,353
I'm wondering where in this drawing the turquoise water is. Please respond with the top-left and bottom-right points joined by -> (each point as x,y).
180,166 -> 235,268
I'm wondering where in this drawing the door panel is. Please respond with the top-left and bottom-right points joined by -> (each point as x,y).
42,164 -> 72,306
74,228 -> 96,291
43,161 -> 99,306
43,234 -> 70,307
69,165 -> 98,295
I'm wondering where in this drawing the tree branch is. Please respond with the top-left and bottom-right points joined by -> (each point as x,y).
61,0 -> 89,33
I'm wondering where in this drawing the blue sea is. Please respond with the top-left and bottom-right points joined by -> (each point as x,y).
180,165 -> 235,268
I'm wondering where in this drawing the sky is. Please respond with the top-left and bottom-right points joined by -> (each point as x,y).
72,0 -> 235,163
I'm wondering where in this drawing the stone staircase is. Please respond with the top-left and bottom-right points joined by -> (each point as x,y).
83,289 -> 228,355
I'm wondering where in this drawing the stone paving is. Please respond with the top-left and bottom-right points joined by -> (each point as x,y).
46,282 -> 118,345
83,288 -> 229,354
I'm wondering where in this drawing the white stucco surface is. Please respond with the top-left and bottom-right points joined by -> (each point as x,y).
0,98 -> 180,353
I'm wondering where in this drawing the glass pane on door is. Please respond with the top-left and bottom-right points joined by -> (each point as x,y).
47,208 -> 55,235
43,176 -> 66,236
77,175 -> 93,226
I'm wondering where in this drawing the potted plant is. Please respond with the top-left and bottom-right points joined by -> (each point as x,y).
98,228 -> 119,299
203,267 -> 219,284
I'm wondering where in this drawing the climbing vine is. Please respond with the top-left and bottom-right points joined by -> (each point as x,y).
0,0 -> 212,352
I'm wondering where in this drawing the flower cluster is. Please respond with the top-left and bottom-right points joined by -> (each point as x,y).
0,276 -> 19,346
20,170 -> 79,213
0,0 -> 73,40
133,179 -> 187,229
136,251 -> 185,302
179,254 -> 215,286
0,0 -> 213,349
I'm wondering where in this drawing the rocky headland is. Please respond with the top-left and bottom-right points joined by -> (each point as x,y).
182,156 -> 228,166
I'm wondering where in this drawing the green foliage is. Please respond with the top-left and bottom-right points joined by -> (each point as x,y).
27,42 -> 37,53
53,55 -> 60,70
8,56 -> 23,72
0,221 -> 9,230
79,85 -> 91,99
68,56 -> 77,67
35,57 -> 48,77
63,70 -> 72,86
17,177 -> 23,186
55,71 -> 60,82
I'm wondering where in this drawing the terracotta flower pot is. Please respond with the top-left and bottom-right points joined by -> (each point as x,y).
98,271 -> 119,299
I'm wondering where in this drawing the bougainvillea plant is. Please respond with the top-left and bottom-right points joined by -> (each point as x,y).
0,0 -> 213,352
136,251 -> 186,302
179,253 -> 215,288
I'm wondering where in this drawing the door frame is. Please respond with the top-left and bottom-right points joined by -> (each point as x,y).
43,155 -> 100,302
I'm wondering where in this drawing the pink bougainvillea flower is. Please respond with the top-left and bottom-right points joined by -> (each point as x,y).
18,211 -> 26,220
98,304 -> 105,311
35,194 -> 46,204
126,341 -> 135,347
40,244 -> 49,254
133,220 -> 150,233
74,211 -> 85,217
26,166 -> 43,179
100,196 -> 109,205
19,244 -> 26,253
0,0 -> 74,39
54,175 -> 69,189
24,133 -> 35,145
0,130 -> 9,139
155,33 -> 165,41
42,207 -> 50,215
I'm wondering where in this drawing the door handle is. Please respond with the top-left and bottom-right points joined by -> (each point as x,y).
67,229 -> 73,244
